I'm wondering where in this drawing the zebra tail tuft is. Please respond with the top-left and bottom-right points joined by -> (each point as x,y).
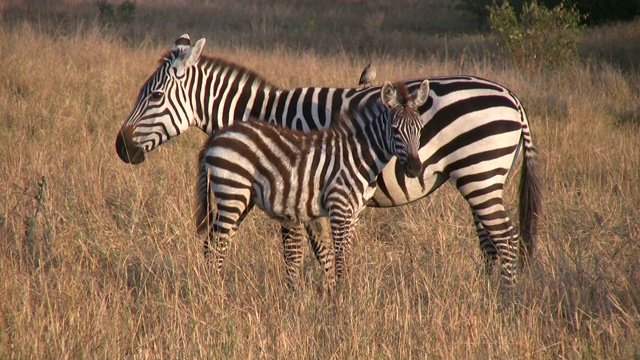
518,140 -> 542,266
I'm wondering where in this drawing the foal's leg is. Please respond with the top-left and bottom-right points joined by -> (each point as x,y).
204,197 -> 253,275
280,218 -> 335,291
281,224 -> 305,290
329,214 -> 355,286
304,219 -> 336,285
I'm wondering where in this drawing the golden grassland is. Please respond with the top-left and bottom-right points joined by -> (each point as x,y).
1,1 -> 639,358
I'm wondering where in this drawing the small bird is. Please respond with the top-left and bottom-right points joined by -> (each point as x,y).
358,63 -> 376,88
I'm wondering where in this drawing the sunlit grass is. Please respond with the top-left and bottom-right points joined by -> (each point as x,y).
1,2 -> 639,358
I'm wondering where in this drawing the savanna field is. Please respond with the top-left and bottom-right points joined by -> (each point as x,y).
1,0 -> 639,358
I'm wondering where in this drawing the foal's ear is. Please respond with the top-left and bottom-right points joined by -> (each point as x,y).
411,79 -> 430,108
381,80 -> 401,108
171,34 -> 206,77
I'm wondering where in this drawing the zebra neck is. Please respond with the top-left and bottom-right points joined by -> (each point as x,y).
333,112 -> 394,183
192,57 -> 282,133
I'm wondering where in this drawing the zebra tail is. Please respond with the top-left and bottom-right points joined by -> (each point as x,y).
196,146 -> 212,234
518,129 -> 542,266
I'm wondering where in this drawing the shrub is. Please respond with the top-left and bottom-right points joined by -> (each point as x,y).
117,1 -> 137,24
98,0 -> 116,24
489,0 -> 584,74
98,0 -> 136,25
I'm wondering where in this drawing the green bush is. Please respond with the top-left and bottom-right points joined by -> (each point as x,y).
98,0 -> 136,25
489,0 -> 583,73
97,0 -> 116,24
117,1 -> 136,24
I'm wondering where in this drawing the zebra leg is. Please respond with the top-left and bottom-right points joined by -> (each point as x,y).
204,200 -> 253,275
281,225 -> 305,290
304,218 -> 336,287
473,212 -> 499,276
468,199 -> 519,285
205,226 -> 235,274
329,215 -> 355,285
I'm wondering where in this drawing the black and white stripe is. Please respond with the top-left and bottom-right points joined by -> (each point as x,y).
116,34 -> 541,285
196,81 -> 429,289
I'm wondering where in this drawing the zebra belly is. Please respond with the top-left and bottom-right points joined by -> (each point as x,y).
370,156 -> 445,207
251,185 -> 325,225
371,123 -> 524,208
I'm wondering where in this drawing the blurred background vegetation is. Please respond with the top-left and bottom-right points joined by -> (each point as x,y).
2,0 -> 640,72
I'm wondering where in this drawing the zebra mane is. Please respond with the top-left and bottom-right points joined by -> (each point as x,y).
158,51 -> 282,91
329,80 -> 409,135
395,82 -> 410,104
330,99 -> 386,134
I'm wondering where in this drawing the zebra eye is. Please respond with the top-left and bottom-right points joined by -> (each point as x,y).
150,91 -> 163,101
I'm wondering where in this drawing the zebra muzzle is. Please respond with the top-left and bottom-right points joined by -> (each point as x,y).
403,155 -> 422,178
115,129 -> 146,165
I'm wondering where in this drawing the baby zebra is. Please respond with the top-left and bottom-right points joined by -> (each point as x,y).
196,80 -> 429,291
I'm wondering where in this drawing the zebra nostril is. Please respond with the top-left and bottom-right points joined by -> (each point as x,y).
115,133 -> 127,158
115,130 -> 145,164
404,157 -> 422,178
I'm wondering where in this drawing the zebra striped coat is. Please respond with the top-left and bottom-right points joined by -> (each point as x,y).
197,81 -> 429,289
116,34 -> 541,285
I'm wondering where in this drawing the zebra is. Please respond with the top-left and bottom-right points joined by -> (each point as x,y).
196,80 -> 429,290
115,34 -> 541,285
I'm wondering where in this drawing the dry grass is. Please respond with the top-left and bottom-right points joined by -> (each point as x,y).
1,1 -> 639,358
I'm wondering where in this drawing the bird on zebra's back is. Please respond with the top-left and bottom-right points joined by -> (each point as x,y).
196,80 -> 430,292
358,63 -> 376,88
116,34 -> 541,290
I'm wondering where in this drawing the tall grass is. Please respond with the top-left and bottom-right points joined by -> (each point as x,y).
1,1 -> 639,358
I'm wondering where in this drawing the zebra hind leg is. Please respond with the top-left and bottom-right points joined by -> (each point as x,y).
204,202 -> 253,276
205,226 -> 234,275
472,201 -> 519,286
460,181 -> 519,286
473,212 -> 499,276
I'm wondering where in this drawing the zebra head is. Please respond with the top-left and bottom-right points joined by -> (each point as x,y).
115,34 -> 206,164
380,79 -> 430,178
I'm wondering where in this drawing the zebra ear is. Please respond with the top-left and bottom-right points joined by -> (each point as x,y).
172,36 -> 206,76
381,81 -> 400,108
186,38 -> 206,68
411,79 -> 430,108
173,34 -> 191,47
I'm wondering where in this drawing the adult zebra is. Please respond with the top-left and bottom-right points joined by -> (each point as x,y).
197,80 -> 429,290
115,34 -> 541,285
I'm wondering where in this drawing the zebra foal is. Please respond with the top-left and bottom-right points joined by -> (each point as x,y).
196,80 -> 430,290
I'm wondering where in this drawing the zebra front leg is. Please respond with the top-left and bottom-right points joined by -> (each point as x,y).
329,215 -> 355,284
281,225 -> 306,290
305,218 -> 336,291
